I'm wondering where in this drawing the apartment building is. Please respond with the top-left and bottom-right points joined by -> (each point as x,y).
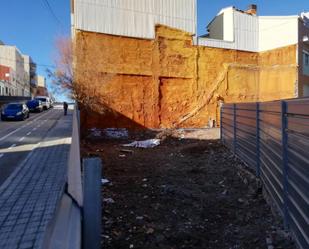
0,42 -> 36,97
37,75 -> 46,88
35,75 -> 49,97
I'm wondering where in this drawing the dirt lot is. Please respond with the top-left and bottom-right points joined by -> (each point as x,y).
81,129 -> 295,249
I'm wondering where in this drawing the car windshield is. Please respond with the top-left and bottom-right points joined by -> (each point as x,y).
6,104 -> 22,110
35,98 -> 46,102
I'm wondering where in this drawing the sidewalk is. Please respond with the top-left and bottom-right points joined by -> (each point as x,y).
0,111 -> 73,249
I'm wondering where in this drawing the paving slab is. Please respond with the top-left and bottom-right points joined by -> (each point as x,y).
0,110 -> 73,249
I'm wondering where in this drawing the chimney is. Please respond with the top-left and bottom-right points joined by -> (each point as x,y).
246,4 -> 257,15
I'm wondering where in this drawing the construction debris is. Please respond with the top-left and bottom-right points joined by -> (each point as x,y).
81,130 -> 295,249
101,178 -> 110,185
122,139 -> 160,148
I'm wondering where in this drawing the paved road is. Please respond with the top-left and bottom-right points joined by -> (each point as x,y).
0,105 -> 74,249
0,107 -> 65,185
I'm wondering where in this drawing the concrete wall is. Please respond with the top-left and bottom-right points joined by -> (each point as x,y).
223,7 -> 234,42
259,16 -> 299,52
74,25 -> 297,130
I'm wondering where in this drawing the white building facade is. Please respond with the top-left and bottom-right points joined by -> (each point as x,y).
0,43 -> 32,97
37,75 -> 46,88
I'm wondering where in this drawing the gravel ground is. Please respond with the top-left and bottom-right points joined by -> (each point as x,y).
81,129 -> 295,249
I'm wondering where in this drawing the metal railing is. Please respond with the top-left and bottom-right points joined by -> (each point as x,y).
221,98 -> 309,249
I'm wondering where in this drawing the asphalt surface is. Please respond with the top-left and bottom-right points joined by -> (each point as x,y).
0,106 -> 65,185
0,105 -> 73,249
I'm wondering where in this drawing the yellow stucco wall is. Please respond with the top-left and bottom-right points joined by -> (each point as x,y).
74,25 -> 297,129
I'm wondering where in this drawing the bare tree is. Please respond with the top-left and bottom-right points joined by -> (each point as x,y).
47,36 -> 73,98
48,36 -> 114,113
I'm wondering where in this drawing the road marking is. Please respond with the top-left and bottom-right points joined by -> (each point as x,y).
19,137 -> 25,142
26,132 -> 31,136
0,154 -> 3,159
8,144 -> 16,150
0,110 -> 53,142
32,128 -> 37,131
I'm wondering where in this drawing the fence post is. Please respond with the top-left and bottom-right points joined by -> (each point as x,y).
281,101 -> 289,230
220,104 -> 223,142
233,103 -> 237,154
256,102 -> 260,177
83,157 -> 102,249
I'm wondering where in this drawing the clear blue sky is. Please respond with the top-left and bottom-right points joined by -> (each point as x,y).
0,0 -> 308,100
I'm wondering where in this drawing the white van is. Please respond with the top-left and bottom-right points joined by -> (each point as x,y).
35,96 -> 51,110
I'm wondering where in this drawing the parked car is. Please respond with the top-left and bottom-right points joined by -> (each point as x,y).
34,96 -> 51,110
26,99 -> 43,112
1,103 -> 30,121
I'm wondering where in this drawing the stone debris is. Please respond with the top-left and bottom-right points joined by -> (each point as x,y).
101,178 -> 110,185
103,198 -> 115,204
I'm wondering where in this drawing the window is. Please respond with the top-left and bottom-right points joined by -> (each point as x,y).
306,54 -> 309,66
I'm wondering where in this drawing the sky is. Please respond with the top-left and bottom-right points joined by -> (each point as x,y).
0,0 -> 308,100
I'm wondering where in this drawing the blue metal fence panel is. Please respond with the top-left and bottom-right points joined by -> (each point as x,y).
286,99 -> 309,248
221,98 -> 309,249
221,104 -> 234,150
235,103 -> 257,171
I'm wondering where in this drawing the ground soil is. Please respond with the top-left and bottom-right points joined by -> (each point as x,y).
81,129 -> 295,249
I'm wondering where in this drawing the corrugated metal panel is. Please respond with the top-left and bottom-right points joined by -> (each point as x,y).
233,11 -> 259,52
235,104 -> 257,170
286,100 -> 309,248
73,0 -> 196,39
221,98 -> 309,249
198,38 -> 236,50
